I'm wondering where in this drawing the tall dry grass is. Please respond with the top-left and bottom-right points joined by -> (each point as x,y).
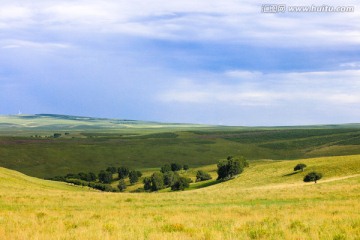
0,155 -> 359,239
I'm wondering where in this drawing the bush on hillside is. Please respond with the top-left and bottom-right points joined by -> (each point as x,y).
151,172 -> 165,191
164,171 -> 179,187
143,177 -> 152,191
196,170 -> 212,182
171,176 -> 191,191
65,179 -> 116,192
294,163 -> 307,172
88,182 -> 116,192
118,166 -> 130,179
129,170 -> 139,185
106,166 -> 117,174
98,170 -> 113,184
160,164 -> 171,173
171,163 -> 182,171
303,172 -> 323,183
217,156 -> 248,180
118,179 -> 127,192
136,171 -> 142,177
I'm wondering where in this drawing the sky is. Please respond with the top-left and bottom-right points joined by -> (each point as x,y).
1,0 -> 360,126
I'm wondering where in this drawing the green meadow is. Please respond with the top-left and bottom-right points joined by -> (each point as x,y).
0,114 -> 359,239
0,114 -> 360,178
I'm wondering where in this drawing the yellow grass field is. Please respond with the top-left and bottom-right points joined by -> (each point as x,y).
0,155 -> 359,239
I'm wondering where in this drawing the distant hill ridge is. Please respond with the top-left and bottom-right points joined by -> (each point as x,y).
0,114 -> 208,131
1,113 -> 360,129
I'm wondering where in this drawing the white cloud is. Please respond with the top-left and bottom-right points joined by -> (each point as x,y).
158,70 -> 360,106
340,62 -> 360,69
1,0 -> 359,47
225,71 -> 262,79
0,39 -> 71,50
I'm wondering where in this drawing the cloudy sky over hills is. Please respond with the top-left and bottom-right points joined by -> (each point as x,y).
1,0 -> 359,125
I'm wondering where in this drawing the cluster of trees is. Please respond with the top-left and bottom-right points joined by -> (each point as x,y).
143,172 -> 192,191
143,157 -> 249,192
49,165 -> 142,192
217,156 -> 249,180
196,170 -> 212,182
160,163 -> 189,173
65,178 -> 117,192
143,163 -> 192,191
293,163 -> 323,183
48,156 -> 250,193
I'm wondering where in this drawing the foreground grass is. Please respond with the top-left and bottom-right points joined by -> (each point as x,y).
0,155 -> 359,239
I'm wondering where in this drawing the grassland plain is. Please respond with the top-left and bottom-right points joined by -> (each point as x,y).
1,114 -> 360,178
0,155 -> 359,240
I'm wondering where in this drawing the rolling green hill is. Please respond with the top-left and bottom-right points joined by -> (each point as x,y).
0,114 -> 360,178
0,155 -> 359,239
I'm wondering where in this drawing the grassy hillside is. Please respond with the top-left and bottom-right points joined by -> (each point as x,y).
0,114 -> 360,178
0,155 -> 359,239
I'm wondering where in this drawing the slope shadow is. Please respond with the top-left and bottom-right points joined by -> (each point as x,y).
282,171 -> 300,177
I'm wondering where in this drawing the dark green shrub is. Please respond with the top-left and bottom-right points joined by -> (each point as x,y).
87,172 -> 97,182
171,177 -> 191,191
217,156 -> 248,180
151,172 -> 165,191
49,176 -> 66,181
160,164 -> 171,173
118,179 -> 127,192
98,170 -> 113,184
53,133 -> 61,138
129,170 -> 139,185
65,173 -> 80,179
136,171 -> 142,177
106,166 -> 117,174
304,172 -> 322,183
294,163 -> 307,172
164,171 -> 179,187
143,177 -> 152,191
171,163 -> 182,171
196,170 -> 212,182
88,182 -> 116,192
118,166 -> 130,179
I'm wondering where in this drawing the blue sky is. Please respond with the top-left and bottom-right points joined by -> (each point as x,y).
1,0 -> 360,125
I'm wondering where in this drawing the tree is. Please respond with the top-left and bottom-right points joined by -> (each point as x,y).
164,171 -> 179,187
143,177 -> 152,191
303,172 -> 322,183
87,172 -> 97,182
118,166 -> 130,179
160,164 -> 171,173
217,160 -> 229,180
136,171 -> 143,177
151,172 -> 165,191
183,164 -> 189,171
217,156 -> 248,180
171,176 -> 190,191
171,163 -> 182,172
53,133 -> 61,138
118,179 -> 127,192
98,170 -> 113,184
294,163 -> 307,172
65,173 -> 80,179
106,166 -> 117,174
196,170 -> 212,182
129,170 -> 139,185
